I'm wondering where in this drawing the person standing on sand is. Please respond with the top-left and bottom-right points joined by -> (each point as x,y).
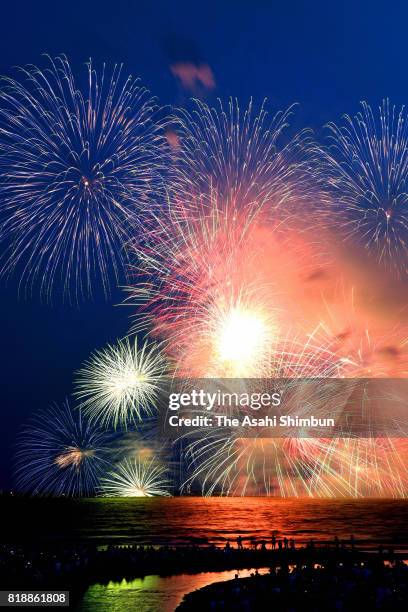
271,534 -> 276,549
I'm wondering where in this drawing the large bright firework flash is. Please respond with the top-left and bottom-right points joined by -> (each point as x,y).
0,55 -> 168,301
75,336 -> 169,429
14,401 -> 111,496
127,189 -> 335,377
100,457 -> 172,497
318,99 -> 408,277
168,98 -> 323,223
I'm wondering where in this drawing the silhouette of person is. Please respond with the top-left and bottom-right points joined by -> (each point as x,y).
237,535 -> 243,550
271,534 -> 276,549
283,537 -> 288,549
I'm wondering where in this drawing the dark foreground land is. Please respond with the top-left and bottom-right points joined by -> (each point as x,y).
177,557 -> 408,610
1,540 -> 408,610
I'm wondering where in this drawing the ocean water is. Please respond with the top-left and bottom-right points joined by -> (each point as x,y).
3,496 -> 408,548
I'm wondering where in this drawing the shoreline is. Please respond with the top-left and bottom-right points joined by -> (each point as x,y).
1,541 -> 405,589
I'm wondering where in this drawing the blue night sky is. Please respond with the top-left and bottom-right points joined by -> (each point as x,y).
0,0 -> 407,487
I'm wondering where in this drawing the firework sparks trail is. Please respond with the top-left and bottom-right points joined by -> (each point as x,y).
75,336 -> 168,428
180,329 -> 348,497
182,411 -> 408,497
169,98 -> 321,220
15,401 -> 110,496
100,457 -> 172,497
0,55 -> 167,301
180,324 -> 408,497
317,287 -> 408,378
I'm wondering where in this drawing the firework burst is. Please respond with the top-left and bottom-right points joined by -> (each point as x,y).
75,336 -> 168,428
0,55 -> 167,300
321,99 -> 408,275
125,95 -> 408,497
311,285 -> 408,378
100,457 -> 171,497
15,401 -> 110,496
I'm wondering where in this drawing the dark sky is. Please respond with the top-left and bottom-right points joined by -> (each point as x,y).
1,0 -> 408,488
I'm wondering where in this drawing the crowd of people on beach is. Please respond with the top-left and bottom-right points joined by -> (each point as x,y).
0,534 -> 378,587
226,533 -> 357,552
178,558 -> 408,610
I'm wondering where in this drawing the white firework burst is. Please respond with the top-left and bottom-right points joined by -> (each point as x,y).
75,336 -> 168,428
